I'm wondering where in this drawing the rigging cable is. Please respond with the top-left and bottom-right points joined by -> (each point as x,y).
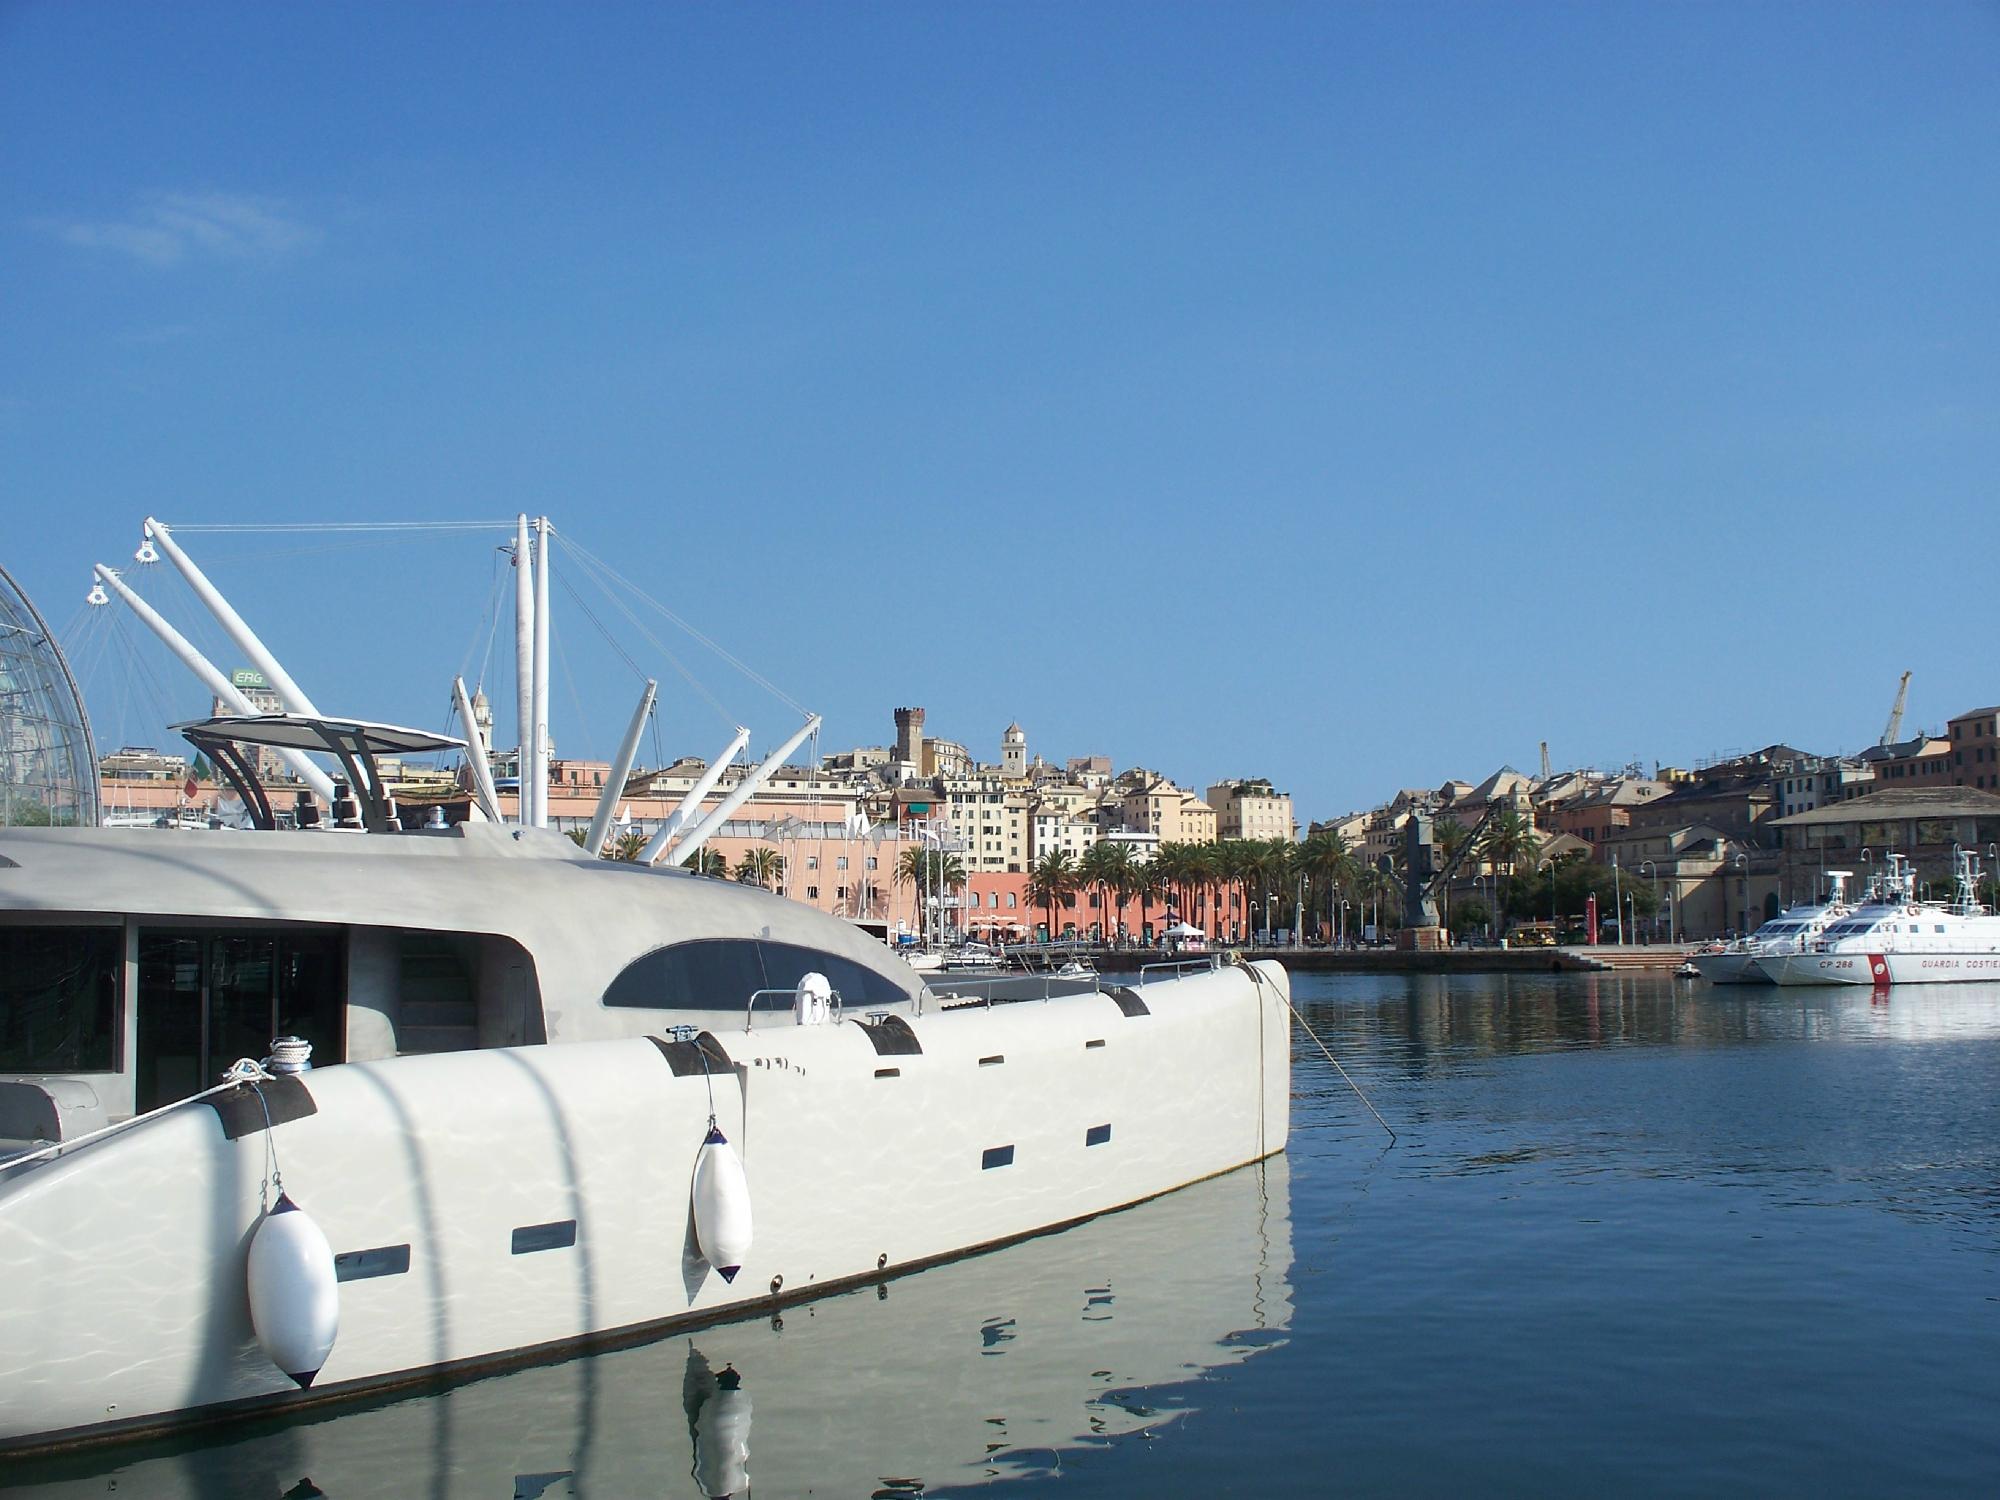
557,533 -> 809,717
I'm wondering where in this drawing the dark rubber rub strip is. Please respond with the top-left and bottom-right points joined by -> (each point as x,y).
204,1075 -> 316,1140
859,1015 -> 923,1055
646,1031 -> 733,1076
1108,988 -> 1150,1017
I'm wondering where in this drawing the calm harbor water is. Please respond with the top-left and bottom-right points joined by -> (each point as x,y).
7,970 -> 2000,1497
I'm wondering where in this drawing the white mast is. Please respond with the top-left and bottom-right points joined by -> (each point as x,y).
531,516 -> 552,829
93,564 -> 336,803
640,725 -> 750,865
512,515 -> 534,827
452,675 -> 504,824
665,715 -> 821,869
584,678 -> 656,856
143,519 -> 324,719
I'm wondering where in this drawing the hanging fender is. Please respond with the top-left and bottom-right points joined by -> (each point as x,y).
693,1368 -> 753,1497
692,1126 -> 753,1283
246,1193 -> 340,1388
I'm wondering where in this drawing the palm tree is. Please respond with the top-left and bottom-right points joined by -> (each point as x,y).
612,828 -> 648,862
1027,848 -> 1079,941
690,847 -> 728,878
1078,841 -> 1134,943
734,845 -> 784,890
1215,840 -> 1257,940
1481,807 -> 1542,884
1132,857 -> 1165,942
1298,831 -> 1353,942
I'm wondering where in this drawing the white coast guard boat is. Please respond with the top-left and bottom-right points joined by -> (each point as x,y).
0,715 -> 1291,1455
1687,870 -> 1855,984
1759,850 -> 2000,986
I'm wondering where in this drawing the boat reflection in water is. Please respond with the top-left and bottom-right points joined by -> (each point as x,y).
2,1156 -> 1292,1498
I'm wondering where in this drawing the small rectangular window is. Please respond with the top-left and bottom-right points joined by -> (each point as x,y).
1086,1124 -> 1111,1146
511,1220 -> 578,1255
979,1054 -> 1004,1067
982,1145 -> 1014,1170
335,1244 -> 411,1282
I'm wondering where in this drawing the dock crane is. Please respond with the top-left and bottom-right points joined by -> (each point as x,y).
1880,671 -> 1912,746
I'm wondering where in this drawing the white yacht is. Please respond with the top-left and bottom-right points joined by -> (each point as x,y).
0,520 -> 1293,1455
1688,871 -> 1854,984
0,1152 -> 1293,1497
0,715 -> 1291,1454
1759,850 -> 2000,986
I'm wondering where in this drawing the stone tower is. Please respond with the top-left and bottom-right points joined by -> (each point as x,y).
1002,722 -> 1027,778
894,707 -> 926,778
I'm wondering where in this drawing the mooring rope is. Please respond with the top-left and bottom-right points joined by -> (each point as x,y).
1234,957 -> 1397,1144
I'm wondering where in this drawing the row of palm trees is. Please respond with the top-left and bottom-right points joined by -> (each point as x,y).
1022,809 -> 1546,944
569,803 -> 1552,945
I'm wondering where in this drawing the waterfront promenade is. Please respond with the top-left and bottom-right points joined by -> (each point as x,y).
1070,942 -> 1695,976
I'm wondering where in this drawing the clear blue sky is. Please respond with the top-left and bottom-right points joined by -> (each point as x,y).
4,2 -> 1996,821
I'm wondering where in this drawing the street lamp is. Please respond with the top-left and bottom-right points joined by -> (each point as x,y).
1639,859 -> 1659,942
1732,851 -> 1749,936
1340,898 -> 1351,948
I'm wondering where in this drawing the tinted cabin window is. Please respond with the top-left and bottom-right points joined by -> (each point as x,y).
0,926 -> 120,1072
603,939 -> 908,1011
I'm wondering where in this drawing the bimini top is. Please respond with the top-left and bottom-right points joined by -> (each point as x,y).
171,714 -> 467,833
171,714 -> 465,758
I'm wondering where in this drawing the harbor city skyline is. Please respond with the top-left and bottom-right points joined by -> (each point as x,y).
5,6 -> 1996,822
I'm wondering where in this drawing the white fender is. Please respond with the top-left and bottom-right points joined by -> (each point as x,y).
692,1126 -> 753,1282
246,1192 -> 339,1388
693,1379 -> 753,1498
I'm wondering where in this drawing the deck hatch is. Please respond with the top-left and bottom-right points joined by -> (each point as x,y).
1086,1123 -> 1112,1147
511,1219 -> 578,1255
981,1145 -> 1014,1170
334,1244 -> 411,1282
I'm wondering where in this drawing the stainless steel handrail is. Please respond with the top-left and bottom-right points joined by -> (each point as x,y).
1139,957 -> 1220,984
920,970 -> 1103,1007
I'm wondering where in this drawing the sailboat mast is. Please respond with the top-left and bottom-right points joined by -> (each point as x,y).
143,519 -> 325,719
452,675 -> 505,823
531,517 -> 552,829
93,563 -> 335,803
665,715 -> 822,869
585,678 -> 656,856
640,725 -> 750,864
512,515 -> 534,826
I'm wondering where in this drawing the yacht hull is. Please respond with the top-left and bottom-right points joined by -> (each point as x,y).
1688,951 -> 1772,984
1760,951 -> 2000,986
0,961 -> 1291,1453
